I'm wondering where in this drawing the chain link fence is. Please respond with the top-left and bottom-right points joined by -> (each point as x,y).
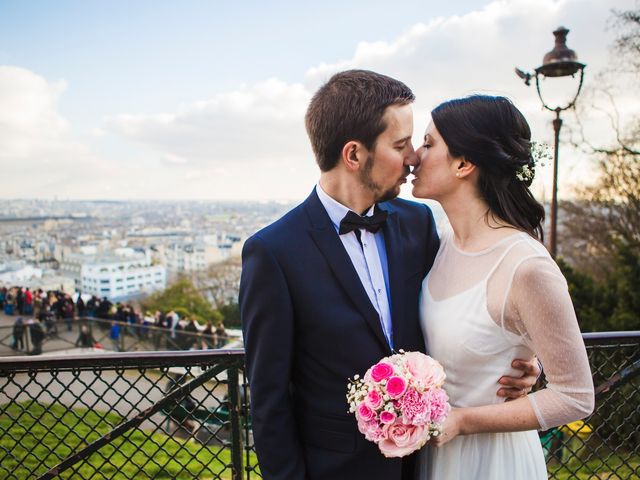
0,350 -> 259,480
1,333 -> 638,479
544,332 -> 640,479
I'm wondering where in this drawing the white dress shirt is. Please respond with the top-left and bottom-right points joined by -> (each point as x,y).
316,184 -> 393,348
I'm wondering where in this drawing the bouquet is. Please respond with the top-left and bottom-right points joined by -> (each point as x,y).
346,350 -> 450,457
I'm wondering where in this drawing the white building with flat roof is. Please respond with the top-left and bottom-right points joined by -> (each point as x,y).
61,249 -> 166,300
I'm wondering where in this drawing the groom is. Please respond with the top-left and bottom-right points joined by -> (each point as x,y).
240,70 -> 538,480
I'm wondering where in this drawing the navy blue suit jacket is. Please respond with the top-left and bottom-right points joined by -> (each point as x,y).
240,189 -> 439,480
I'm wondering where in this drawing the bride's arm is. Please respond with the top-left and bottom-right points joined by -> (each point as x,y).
431,256 -> 594,446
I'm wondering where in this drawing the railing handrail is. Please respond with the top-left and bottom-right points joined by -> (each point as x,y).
0,348 -> 245,371
582,331 -> 640,341
2,331 -> 639,370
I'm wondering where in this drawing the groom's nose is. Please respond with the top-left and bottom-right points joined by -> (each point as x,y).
404,146 -> 419,167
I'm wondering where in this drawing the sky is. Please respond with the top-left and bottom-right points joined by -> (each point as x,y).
0,0 -> 637,202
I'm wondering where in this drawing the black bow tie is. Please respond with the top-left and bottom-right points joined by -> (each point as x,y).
339,209 -> 388,235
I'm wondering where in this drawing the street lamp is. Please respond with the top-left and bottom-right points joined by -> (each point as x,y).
515,26 -> 586,258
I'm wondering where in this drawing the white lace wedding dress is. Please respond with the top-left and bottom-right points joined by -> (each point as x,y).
419,227 -> 594,480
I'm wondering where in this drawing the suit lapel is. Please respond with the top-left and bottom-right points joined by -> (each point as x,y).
304,190 -> 390,352
378,204 -> 405,350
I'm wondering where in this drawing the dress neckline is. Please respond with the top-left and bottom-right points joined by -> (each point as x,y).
448,230 -> 528,257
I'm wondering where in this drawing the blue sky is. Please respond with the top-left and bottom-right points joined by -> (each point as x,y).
1,1 -> 485,123
0,0 -> 636,200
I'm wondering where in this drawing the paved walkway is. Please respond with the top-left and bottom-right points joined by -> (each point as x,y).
0,311 -> 139,357
1,311 -> 76,356
0,311 -> 242,359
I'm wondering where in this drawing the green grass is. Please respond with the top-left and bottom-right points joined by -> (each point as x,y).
548,452 -> 640,479
0,401 -> 257,479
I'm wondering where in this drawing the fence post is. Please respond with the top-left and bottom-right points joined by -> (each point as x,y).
228,366 -> 244,480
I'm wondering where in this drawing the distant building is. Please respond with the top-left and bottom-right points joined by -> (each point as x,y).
25,275 -> 75,293
164,236 -> 244,274
0,260 -> 42,285
60,249 -> 166,300
164,242 -> 222,273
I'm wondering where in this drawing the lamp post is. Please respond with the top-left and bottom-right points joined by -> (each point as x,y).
515,26 -> 586,258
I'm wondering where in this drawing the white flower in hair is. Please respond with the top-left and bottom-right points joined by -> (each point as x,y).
515,141 -> 551,183
515,164 -> 534,182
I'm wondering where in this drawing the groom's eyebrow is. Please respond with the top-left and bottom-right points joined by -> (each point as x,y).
394,136 -> 412,145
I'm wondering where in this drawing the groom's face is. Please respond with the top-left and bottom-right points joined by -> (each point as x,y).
359,103 -> 418,203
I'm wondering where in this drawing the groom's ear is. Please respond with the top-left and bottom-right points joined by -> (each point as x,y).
341,141 -> 364,172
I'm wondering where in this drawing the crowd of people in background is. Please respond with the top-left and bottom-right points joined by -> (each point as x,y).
0,286 -> 228,355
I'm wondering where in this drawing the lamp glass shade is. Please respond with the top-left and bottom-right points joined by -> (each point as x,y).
536,60 -> 585,78
536,27 -> 585,78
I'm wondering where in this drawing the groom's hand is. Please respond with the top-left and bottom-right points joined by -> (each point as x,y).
496,358 -> 541,400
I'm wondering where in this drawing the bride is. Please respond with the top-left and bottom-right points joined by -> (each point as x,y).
412,95 -> 595,479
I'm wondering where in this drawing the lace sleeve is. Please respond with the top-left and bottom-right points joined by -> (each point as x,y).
507,256 -> 595,431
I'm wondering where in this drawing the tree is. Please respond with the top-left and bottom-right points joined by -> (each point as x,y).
609,242 -> 640,330
559,6 -> 640,331
563,6 -> 640,275
557,246 -> 640,332
142,277 -> 221,324
195,256 -> 242,308
192,256 -> 242,327
218,301 -> 241,328
556,259 -> 614,332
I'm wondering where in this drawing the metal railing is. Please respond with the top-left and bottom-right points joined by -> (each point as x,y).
0,316 -> 237,357
0,333 -> 638,479
0,350 -> 259,480
545,332 -> 640,479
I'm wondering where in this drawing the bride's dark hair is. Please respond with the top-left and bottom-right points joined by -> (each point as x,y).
431,95 -> 545,241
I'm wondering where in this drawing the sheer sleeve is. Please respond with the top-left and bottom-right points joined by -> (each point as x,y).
505,255 -> 595,431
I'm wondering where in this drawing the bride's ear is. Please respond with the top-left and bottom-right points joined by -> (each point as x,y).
455,158 -> 476,179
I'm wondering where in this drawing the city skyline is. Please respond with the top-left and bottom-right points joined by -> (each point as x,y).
1,0 -> 636,202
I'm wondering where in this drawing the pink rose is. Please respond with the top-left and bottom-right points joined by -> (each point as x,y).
378,421 -> 429,457
366,390 -> 383,409
357,418 -> 385,442
385,376 -> 408,399
379,411 -> 397,424
400,389 -> 430,425
370,362 -> 394,382
357,403 -> 376,422
403,351 -> 446,389
425,388 -> 450,423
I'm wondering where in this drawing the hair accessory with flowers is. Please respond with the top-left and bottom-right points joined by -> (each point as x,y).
515,141 -> 551,183
346,350 -> 450,458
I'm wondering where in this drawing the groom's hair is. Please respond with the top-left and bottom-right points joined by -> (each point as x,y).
305,69 -> 414,172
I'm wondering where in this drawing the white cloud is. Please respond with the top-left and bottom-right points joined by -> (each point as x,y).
0,66 -> 123,198
104,78 -> 312,165
306,0 -> 638,199
0,66 -> 70,160
101,0 -> 636,201
2,0 -> 637,200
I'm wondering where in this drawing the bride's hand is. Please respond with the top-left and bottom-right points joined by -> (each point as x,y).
430,408 -> 463,447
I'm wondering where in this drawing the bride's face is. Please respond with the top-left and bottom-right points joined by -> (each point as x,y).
411,122 -> 459,201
